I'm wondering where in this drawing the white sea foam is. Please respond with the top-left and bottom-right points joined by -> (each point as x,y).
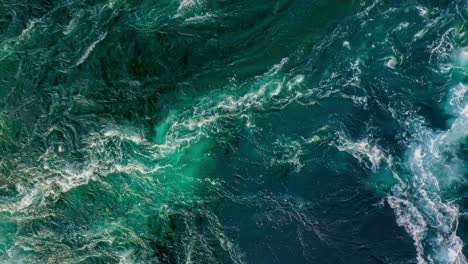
20,19 -> 39,39
385,56 -> 397,69
343,41 -> 351,49
402,141 -> 466,263
388,195 -> 427,264
48,166 -> 97,193
336,136 -> 388,172
178,0 -> 197,11
175,0 -> 203,17
287,75 -> 304,91
267,57 -> 289,76
345,59 -> 362,87
458,48 -> 468,65
416,6 -> 428,17
152,58 -> 305,152
449,83 -> 467,111
72,32 -> 108,67
104,129 -> 145,144
340,94 -> 368,108
184,13 -> 215,23
63,17 -> 79,35
429,27 -> 457,64
386,80 -> 468,263
1,123 -> 177,215
336,80 -> 467,263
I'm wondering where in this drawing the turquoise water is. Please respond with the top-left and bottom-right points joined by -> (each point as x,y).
0,0 -> 467,263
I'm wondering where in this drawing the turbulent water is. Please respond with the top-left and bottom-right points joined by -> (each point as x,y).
0,0 -> 467,263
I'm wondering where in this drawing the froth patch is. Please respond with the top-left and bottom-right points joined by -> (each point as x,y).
175,0 -> 204,17
336,135 -> 389,172
385,56 -> 397,69
103,129 -> 145,144
456,47 -> 468,66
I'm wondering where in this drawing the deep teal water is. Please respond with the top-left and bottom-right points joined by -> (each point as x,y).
0,0 -> 467,263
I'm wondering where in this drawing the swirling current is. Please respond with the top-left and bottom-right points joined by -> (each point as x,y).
0,0 -> 467,263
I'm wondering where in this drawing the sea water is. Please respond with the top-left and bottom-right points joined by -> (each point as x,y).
0,0 -> 467,263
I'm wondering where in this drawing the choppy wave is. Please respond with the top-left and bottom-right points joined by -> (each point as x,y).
0,0 -> 467,263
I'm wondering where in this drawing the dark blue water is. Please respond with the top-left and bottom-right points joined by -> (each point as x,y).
0,0 -> 467,263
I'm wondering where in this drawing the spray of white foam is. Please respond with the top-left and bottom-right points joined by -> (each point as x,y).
385,56 -> 398,69
390,82 -> 467,264
63,17 -> 79,35
456,47 -> 468,67
104,129 -> 145,145
345,59 -> 362,87
154,57 -> 307,154
72,32 -> 108,68
388,193 -> 427,264
343,41 -> 351,50
178,0 -> 197,11
175,0 -> 203,18
336,135 -> 389,172
2,57 -> 307,214
184,13 -> 215,23
335,75 -> 467,263
416,6 -> 428,17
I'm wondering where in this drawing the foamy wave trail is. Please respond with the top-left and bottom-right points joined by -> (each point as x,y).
338,80 -> 467,263
1,0 -> 468,263
334,1 -> 468,263
391,80 -> 467,264
388,19 -> 468,261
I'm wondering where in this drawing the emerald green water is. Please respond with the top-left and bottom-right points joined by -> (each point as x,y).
0,0 -> 467,263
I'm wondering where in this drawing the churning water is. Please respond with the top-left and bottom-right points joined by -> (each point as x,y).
0,0 -> 467,263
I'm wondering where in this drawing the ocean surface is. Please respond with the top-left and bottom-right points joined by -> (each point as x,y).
0,0 -> 467,263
